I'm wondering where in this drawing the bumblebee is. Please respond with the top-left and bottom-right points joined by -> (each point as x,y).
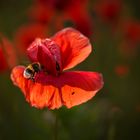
23,62 -> 41,81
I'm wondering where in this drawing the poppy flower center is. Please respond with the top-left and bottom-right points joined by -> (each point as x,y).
27,38 -> 62,76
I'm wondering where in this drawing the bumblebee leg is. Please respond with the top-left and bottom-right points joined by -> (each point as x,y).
30,77 -> 35,82
30,73 -> 35,82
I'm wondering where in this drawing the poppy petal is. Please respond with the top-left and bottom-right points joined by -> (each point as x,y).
11,66 -> 63,109
36,71 -> 104,108
51,27 -> 92,70
11,67 -> 103,109
27,38 -> 62,75
61,71 -> 103,108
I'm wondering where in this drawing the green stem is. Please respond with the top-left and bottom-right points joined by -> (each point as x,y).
54,113 -> 58,140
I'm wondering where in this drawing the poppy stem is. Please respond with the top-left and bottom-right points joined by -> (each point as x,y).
54,113 -> 58,140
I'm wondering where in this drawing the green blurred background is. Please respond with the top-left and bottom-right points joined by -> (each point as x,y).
0,0 -> 140,140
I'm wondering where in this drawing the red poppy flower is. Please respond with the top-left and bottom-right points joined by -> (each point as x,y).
0,36 -> 17,72
11,28 -> 103,109
115,64 -> 129,77
29,0 -> 92,37
64,0 -> 93,37
0,47 -> 8,72
94,0 -> 122,24
51,13 -> 92,40
14,23 -> 47,56
35,0 -> 89,11
118,20 -> 140,57
122,20 -> 140,43
53,0 -> 93,37
28,2 -> 54,24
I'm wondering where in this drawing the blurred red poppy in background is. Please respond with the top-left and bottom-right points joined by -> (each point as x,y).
11,28 -> 103,109
94,0 -> 122,24
63,0 -> 93,37
122,20 -> 140,44
14,23 -> 47,56
115,64 -> 129,77
118,20 -> 140,57
28,0 -> 93,37
0,47 -> 8,72
28,1 -> 54,24
0,36 -> 17,72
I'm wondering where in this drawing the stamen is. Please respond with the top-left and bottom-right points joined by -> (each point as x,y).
56,61 -> 60,71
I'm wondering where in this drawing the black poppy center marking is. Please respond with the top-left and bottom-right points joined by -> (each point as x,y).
56,61 -> 60,71
72,92 -> 75,95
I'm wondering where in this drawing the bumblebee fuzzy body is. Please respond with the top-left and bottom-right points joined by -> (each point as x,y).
23,62 -> 41,81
